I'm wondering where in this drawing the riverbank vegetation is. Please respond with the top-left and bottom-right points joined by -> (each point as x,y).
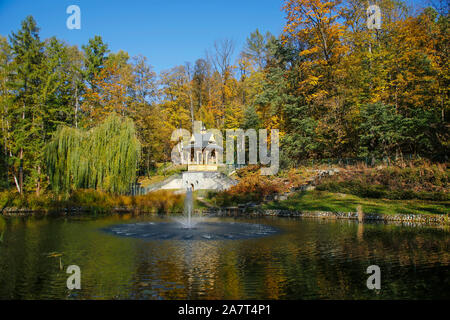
0,189 -> 184,214
316,161 -> 448,201
204,160 -> 449,216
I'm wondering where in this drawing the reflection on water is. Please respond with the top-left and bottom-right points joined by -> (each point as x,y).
0,214 -> 448,299
103,221 -> 279,240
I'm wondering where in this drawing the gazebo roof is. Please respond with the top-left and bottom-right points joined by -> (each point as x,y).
182,132 -> 223,151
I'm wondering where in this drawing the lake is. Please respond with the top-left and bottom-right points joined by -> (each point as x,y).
0,214 -> 448,299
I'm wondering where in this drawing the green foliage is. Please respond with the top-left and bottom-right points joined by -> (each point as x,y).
2,17 -> 80,193
0,190 -> 51,211
7,15 -> 46,193
241,105 -> 260,130
82,35 -> 109,87
358,103 -> 407,158
242,29 -> 275,69
358,103 -> 448,159
45,114 -> 141,194
255,38 -> 323,167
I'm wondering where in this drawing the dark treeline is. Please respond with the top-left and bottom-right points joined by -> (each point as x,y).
0,0 -> 448,195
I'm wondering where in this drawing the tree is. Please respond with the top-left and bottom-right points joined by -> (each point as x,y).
8,16 -> 45,194
358,103 -> 406,158
184,61 -> 195,130
193,58 -> 210,110
210,39 -> 235,127
131,55 -> 156,105
66,44 -> 84,128
0,36 -> 12,190
158,66 -> 191,131
46,114 -> 141,194
255,38 -> 321,164
242,105 -> 260,130
242,29 -> 275,70
129,55 -> 166,173
81,52 -> 133,126
41,37 -> 77,134
82,35 -> 109,90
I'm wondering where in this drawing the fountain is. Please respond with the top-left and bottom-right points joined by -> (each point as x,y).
103,187 -> 278,240
182,186 -> 194,228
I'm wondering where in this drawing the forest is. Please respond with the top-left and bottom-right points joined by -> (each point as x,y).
0,0 -> 448,196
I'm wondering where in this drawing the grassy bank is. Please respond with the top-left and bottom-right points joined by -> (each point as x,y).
203,161 -> 449,217
315,161 -> 448,201
264,190 -> 449,216
138,163 -> 187,188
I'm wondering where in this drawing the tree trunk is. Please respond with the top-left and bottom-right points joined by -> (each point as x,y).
189,90 -> 194,131
19,148 -> 23,194
36,165 -> 41,196
75,85 -> 79,128
13,174 -> 20,193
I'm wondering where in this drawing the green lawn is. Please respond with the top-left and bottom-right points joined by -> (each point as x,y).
263,190 -> 449,216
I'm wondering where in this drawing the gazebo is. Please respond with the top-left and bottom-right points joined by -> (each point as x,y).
182,128 -> 222,171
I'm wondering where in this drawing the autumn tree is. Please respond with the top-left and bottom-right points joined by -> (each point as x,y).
81,51 -> 133,126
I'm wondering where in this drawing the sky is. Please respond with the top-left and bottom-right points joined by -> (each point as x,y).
0,0 -> 286,73
0,0 -> 430,73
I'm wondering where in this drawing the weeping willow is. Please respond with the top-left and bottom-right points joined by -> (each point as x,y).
45,114 -> 141,194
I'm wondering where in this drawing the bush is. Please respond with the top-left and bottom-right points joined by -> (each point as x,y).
0,189 -> 185,214
235,165 -> 262,178
133,190 -> 184,213
210,174 -> 288,206
0,191 -> 15,209
65,189 -> 184,214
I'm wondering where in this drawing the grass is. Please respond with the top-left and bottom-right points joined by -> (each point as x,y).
263,190 -> 449,216
139,163 -> 187,188
192,190 -> 216,210
138,175 -> 170,188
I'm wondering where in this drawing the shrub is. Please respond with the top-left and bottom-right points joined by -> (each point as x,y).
133,190 -> 184,213
0,189 -> 185,214
316,162 -> 449,201
211,174 -> 288,206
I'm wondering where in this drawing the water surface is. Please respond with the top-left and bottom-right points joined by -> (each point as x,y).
0,214 -> 448,299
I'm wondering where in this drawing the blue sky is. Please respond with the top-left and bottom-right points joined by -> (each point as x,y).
0,0 -> 285,73
0,0 -> 428,73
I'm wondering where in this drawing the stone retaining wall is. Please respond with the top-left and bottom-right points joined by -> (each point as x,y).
201,208 -> 449,225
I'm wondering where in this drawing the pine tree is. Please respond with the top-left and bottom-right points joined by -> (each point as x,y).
8,16 -> 45,194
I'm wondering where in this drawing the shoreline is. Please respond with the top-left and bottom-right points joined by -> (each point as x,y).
201,208 -> 450,226
2,206 -> 449,226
